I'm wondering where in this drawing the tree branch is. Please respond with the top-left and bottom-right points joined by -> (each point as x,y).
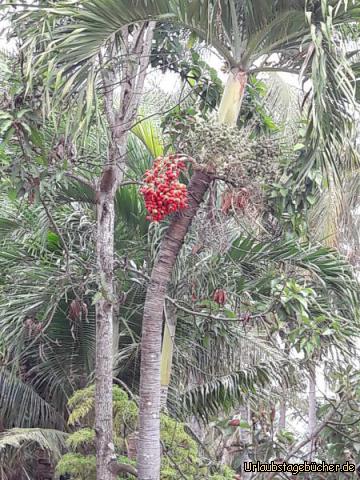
116,22 -> 156,136
108,460 -> 138,477
119,180 -> 143,187
65,173 -> 95,191
160,440 -> 188,480
113,377 -> 139,405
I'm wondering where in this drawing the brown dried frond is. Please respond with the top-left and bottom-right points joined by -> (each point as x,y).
68,299 -> 88,322
221,188 -> 251,215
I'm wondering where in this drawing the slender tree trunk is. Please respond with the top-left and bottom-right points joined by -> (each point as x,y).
95,163 -> 119,480
95,57 -> 123,480
113,303 -> 120,358
221,403 -> 251,478
279,395 -> 286,430
160,302 -> 177,409
137,68 -> 248,480
35,448 -> 54,480
308,364 -> 317,461
279,345 -> 289,431
95,22 -> 155,480
138,169 -> 212,480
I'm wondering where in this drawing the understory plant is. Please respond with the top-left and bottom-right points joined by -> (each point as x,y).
56,385 -> 235,480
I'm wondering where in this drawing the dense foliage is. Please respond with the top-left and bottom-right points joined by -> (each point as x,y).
0,1 -> 360,479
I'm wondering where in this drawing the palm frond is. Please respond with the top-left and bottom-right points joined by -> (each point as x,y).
262,72 -> 302,136
0,428 -> 67,480
0,370 -> 65,430
0,428 -> 67,456
297,2 -> 359,180
12,0 -> 360,185
309,170 -> 360,264
132,112 -> 164,158
0,197 -> 97,413
175,362 -> 282,422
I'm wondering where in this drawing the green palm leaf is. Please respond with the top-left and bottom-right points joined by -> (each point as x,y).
0,370 -> 65,430
177,363 -> 280,421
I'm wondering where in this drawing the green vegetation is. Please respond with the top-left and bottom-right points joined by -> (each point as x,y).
0,1 -> 359,479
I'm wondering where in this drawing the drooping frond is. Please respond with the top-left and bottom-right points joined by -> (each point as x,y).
309,170 -> 360,264
228,234 -> 359,308
0,428 -> 67,480
0,370 -> 65,430
0,428 -> 67,457
176,362 -> 283,422
295,2 -> 359,181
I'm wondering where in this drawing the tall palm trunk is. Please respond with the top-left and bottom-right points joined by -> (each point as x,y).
218,69 -> 247,125
138,68 -> 248,480
138,169 -> 212,479
160,302 -> 177,409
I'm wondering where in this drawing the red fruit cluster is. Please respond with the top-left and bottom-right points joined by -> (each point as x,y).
213,288 -> 227,305
140,154 -> 189,222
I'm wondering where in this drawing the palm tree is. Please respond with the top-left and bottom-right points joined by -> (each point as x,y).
20,1 -> 360,478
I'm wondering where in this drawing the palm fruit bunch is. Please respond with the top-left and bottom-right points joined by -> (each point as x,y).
177,118 -> 280,186
140,154 -> 188,222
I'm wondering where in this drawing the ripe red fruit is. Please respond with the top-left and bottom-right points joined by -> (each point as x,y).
140,154 -> 189,222
228,418 -> 240,427
213,289 -> 227,305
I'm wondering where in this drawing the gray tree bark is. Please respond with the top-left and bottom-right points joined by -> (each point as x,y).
95,23 -> 155,480
95,165 -> 119,480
